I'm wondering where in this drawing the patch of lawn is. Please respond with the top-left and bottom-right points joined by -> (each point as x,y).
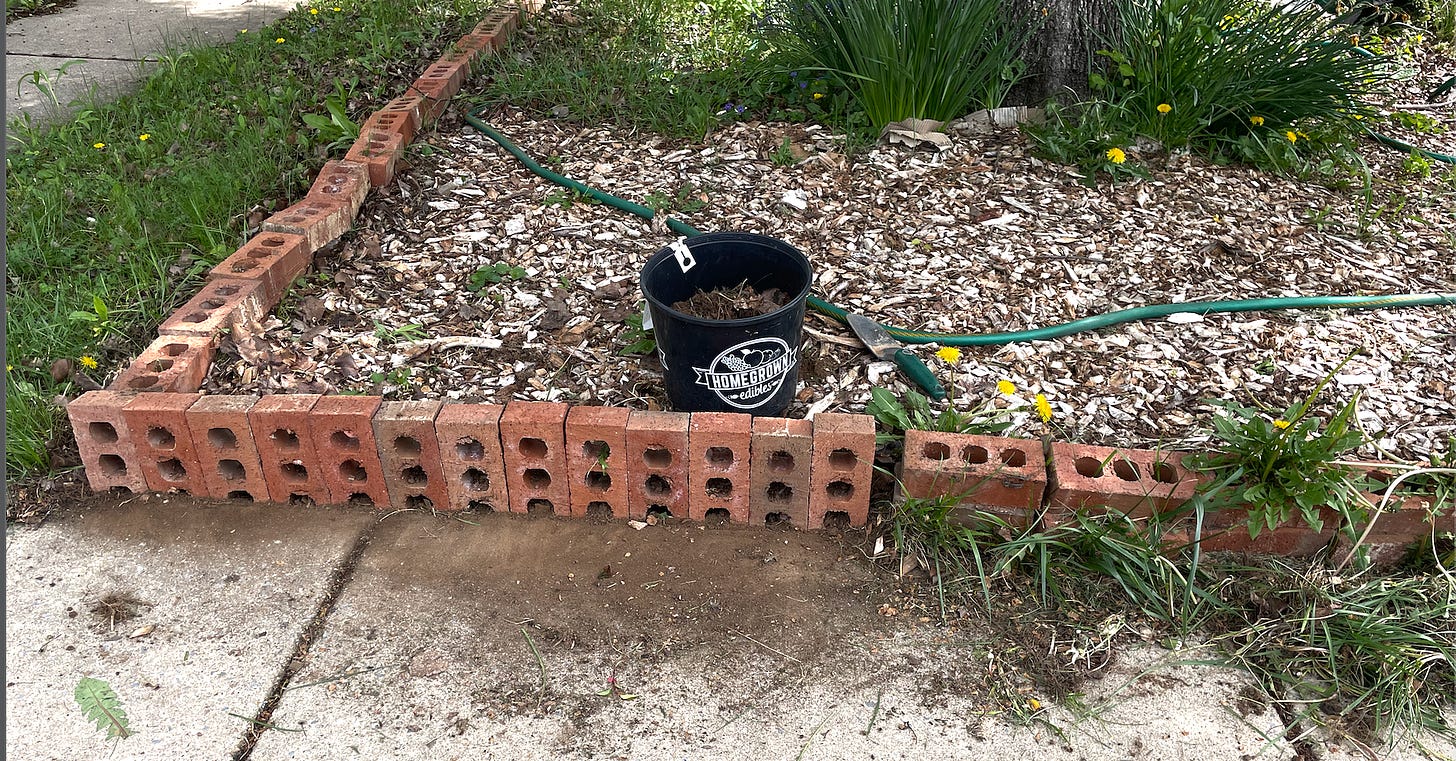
4,0 -> 497,477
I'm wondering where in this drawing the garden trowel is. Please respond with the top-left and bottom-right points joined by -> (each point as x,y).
845,313 -> 947,400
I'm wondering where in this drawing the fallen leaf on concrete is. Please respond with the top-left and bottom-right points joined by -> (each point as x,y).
128,624 -> 155,639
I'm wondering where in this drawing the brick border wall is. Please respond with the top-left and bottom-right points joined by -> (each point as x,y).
65,2 -> 1452,561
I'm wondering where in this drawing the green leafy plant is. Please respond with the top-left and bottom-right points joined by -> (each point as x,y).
74,676 -> 132,740
373,322 -> 426,343
769,136 -> 797,167
467,262 -> 527,291
301,78 -> 361,153
68,295 -> 117,338
1390,110 -> 1446,135
617,311 -> 656,356
1186,368 -> 1369,539
1402,150 -> 1435,179
866,386 -> 1016,446
1024,101 -> 1149,182
768,0 -> 1035,128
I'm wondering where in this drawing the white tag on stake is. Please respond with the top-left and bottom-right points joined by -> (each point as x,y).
669,238 -> 696,273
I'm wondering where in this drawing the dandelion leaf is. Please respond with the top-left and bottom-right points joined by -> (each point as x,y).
74,676 -> 132,740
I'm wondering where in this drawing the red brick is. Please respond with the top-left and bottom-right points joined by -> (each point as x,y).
750,417 -> 813,527
809,413 -> 874,529
67,390 -> 146,493
900,431 -> 1045,528
500,401 -> 571,516
565,406 -> 630,519
1351,463 -> 1453,539
186,394 -> 268,501
158,278 -> 266,341
110,334 -> 216,393
122,392 -> 204,494
261,196 -> 354,254
249,394 -> 329,504
436,46 -> 476,78
373,400 -> 448,511
419,59 -> 467,99
360,107 -> 417,147
309,395 -> 389,508
306,159 -> 370,218
455,33 -> 498,61
625,410 -> 690,520
1194,507 -> 1338,557
209,232 -> 310,311
435,403 -> 509,512
344,129 -> 405,188
1046,443 -> 1198,525
688,412 -> 752,523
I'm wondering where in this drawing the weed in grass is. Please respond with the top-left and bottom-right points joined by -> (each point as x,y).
866,385 -> 1019,447
617,311 -> 657,357
302,78 -> 362,153
769,136 -> 797,166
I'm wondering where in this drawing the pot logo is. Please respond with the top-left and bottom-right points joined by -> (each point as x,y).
693,337 -> 798,409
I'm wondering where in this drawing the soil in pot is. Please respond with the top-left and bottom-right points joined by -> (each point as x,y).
671,280 -> 789,321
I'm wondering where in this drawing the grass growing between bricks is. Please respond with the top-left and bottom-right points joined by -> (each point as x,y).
4,0 -> 499,479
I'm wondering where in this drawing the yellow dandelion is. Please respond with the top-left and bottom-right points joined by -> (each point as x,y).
1105,147 -> 1126,164
936,347 -> 962,364
1250,115 -> 1264,126
310,7 -> 319,13
1157,103 -> 1171,114
139,133 -> 150,141
1273,419 -> 1291,430
240,28 -> 248,33
812,92 -> 824,100
276,37 -> 286,43
1028,698 -> 1042,711
93,142 -> 105,149
79,355 -> 99,370
997,379 -> 1016,396
1285,130 -> 1298,144
332,6 -> 341,10
1035,394 -> 1053,423
5,364 -> 12,372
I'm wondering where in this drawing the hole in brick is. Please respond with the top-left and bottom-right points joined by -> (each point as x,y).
922,442 -> 951,461
146,358 -> 174,372
402,465 -> 427,485
456,437 -> 484,461
160,343 -> 189,356
644,474 -> 672,497
462,468 -> 490,492
406,495 -> 434,510
1001,449 -> 1027,467
962,446 -> 989,465
705,478 -> 733,498
331,431 -> 361,450
231,262 -> 258,272
340,460 -> 368,482
829,448 -> 857,470
394,435 -> 422,457
1113,459 -> 1140,482
467,499 -> 495,513
181,311 -> 210,323
246,248 -> 272,259
128,375 -> 160,389
262,236 -> 286,247
823,511 -> 851,530
98,454 -> 128,476
158,458 -> 187,482
272,429 -> 300,450
586,501 -> 613,519
767,482 -> 793,503
643,447 -> 672,468
218,459 -> 245,481
107,486 -> 135,496
214,285 -> 241,296
519,437 -> 549,459
227,490 -> 254,502
88,421 -> 119,444
348,493 -> 374,507
768,450 -> 795,473
282,462 -> 308,483
585,470 -> 611,492
146,426 -> 176,449
208,427 -> 238,449
1151,460 -> 1179,484
705,446 -> 734,469
288,494 -> 316,507
826,480 -> 854,502
524,468 -> 551,488
705,507 -> 730,525
200,298 -> 226,310
582,440 -> 610,462
1075,457 -> 1105,478
527,498 -> 554,516
763,512 -> 794,529
647,504 -> 673,520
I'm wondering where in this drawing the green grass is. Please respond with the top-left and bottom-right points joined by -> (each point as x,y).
4,0 -> 497,477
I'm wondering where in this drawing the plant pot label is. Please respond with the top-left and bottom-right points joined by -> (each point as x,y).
692,337 -> 798,410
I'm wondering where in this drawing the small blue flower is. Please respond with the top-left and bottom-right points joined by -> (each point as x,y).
790,70 -> 798,79
799,81 -> 807,89
735,104 -> 745,113
723,101 -> 735,112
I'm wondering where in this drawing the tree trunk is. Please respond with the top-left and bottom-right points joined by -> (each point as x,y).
1003,0 -> 1117,106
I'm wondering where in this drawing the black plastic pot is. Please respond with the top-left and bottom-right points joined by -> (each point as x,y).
640,232 -> 813,416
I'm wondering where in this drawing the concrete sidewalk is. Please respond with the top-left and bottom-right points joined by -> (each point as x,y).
8,494 -> 1454,760
5,0 -> 300,134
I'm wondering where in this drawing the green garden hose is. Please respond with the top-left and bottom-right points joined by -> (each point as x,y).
462,109 -> 1455,346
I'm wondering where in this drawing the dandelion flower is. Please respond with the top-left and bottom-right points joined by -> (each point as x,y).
1035,394 -> 1053,423
310,7 -> 319,13
1273,419 -> 1291,430
276,37 -> 286,43
1028,698 -> 1042,711
812,92 -> 824,100
1250,115 -> 1264,126
332,6 -> 341,10
240,28 -> 248,33
997,379 -> 1016,396
5,364 -> 12,372
139,133 -> 150,141
79,355 -> 98,370
93,142 -> 105,149
937,347 -> 961,364
1157,103 -> 1171,114
1105,147 -> 1126,164
1285,130 -> 1298,143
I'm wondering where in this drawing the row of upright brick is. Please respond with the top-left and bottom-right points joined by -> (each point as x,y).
106,6 -> 528,398
67,393 -> 875,529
